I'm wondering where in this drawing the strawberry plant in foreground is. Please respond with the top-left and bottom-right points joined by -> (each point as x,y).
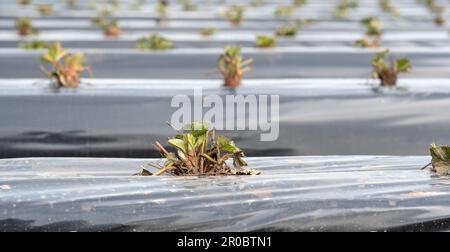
137,123 -> 260,176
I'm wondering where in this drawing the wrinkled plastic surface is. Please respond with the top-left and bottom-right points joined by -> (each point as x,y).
2,50 -> 450,79
1,79 -> 450,158
2,156 -> 450,232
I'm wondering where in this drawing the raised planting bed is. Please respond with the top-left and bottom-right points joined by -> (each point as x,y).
2,30 -> 449,49
2,48 -> 450,78
1,156 -> 449,232
0,0 -> 439,21
0,78 -> 450,158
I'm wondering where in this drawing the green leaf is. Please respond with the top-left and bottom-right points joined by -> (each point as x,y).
218,135 -> 239,153
168,138 -> 187,153
396,58 -> 411,72
184,122 -> 210,137
183,133 -> 195,153
193,134 -> 207,148
41,43 -> 68,63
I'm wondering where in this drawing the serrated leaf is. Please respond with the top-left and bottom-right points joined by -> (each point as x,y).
218,135 -> 239,153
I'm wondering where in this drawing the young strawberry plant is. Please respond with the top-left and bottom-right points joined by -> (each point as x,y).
218,45 -> 253,88
15,17 -> 38,36
378,0 -> 400,17
292,0 -> 307,8
20,40 -> 49,50
275,23 -> 297,37
371,49 -> 411,86
225,5 -> 245,26
136,34 -> 172,50
333,0 -> 358,18
432,7 -> 446,26
17,0 -> 31,6
354,37 -> 379,48
130,0 -> 146,10
361,17 -> 382,37
274,5 -> 294,18
424,144 -> 450,176
179,0 -> 196,11
103,20 -> 122,37
355,17 -> 382,48
294,18 -> 314,28
67,0 -> 77,9
40,43 -> 90,88
66,0 -> 78,9
200,27 -> 218,37
36,4 -> 54,16
137,122 -> 260,176
249,0 -> 265,7
433,14 -> 445,25
91,10 -> 110,27
256,34 -> 277,48
156,0 -> 169,16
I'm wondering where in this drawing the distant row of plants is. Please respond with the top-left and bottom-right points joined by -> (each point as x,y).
15,0 -> 446,28
36,42 -> 410,89
15,0 -> 307,19
355,16 -> 382,48
333,0 -> 358,19
17,0 -> 55,15
16,16 -> 304,40
139,134 -> 450,177
419,0 -> 447,26
378,0 -> 400,17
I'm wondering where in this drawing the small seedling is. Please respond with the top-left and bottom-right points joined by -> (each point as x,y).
354,37 -> 380,48
92,16 -> 106,27
292,0 -> 307,8
256,34 -> 277,48
130,0 -> 146,10
179,0 -> 196,11
136,34 -> 172,50
67,0 -> 77,8
17,0 -> 31,6
431,7 -> 446,26
108,0 -> 120,11
20,40 -> 49,49
36,4 -> 54,16
294,18 -> 314,28
218,45 -> 252,88
379,0 -> 400,17
274,5 -> 294,18
425,0 -> 445,14
225,5 -> 245,26
16,17 -> 38,36
371,49 -> 411,86
434,14 -> 445,26
156,0 -> 169,16
275,23 -> 298,37
200,27 -> 218,37
361,17 -> 382,37
137,122 -> 260,176
40,43 -> 89,88
423,144 -> 450,176
91,7 -> 115,26
333,0 -> 358,18
103,20 -> 121,37
249,0 -> 265,7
